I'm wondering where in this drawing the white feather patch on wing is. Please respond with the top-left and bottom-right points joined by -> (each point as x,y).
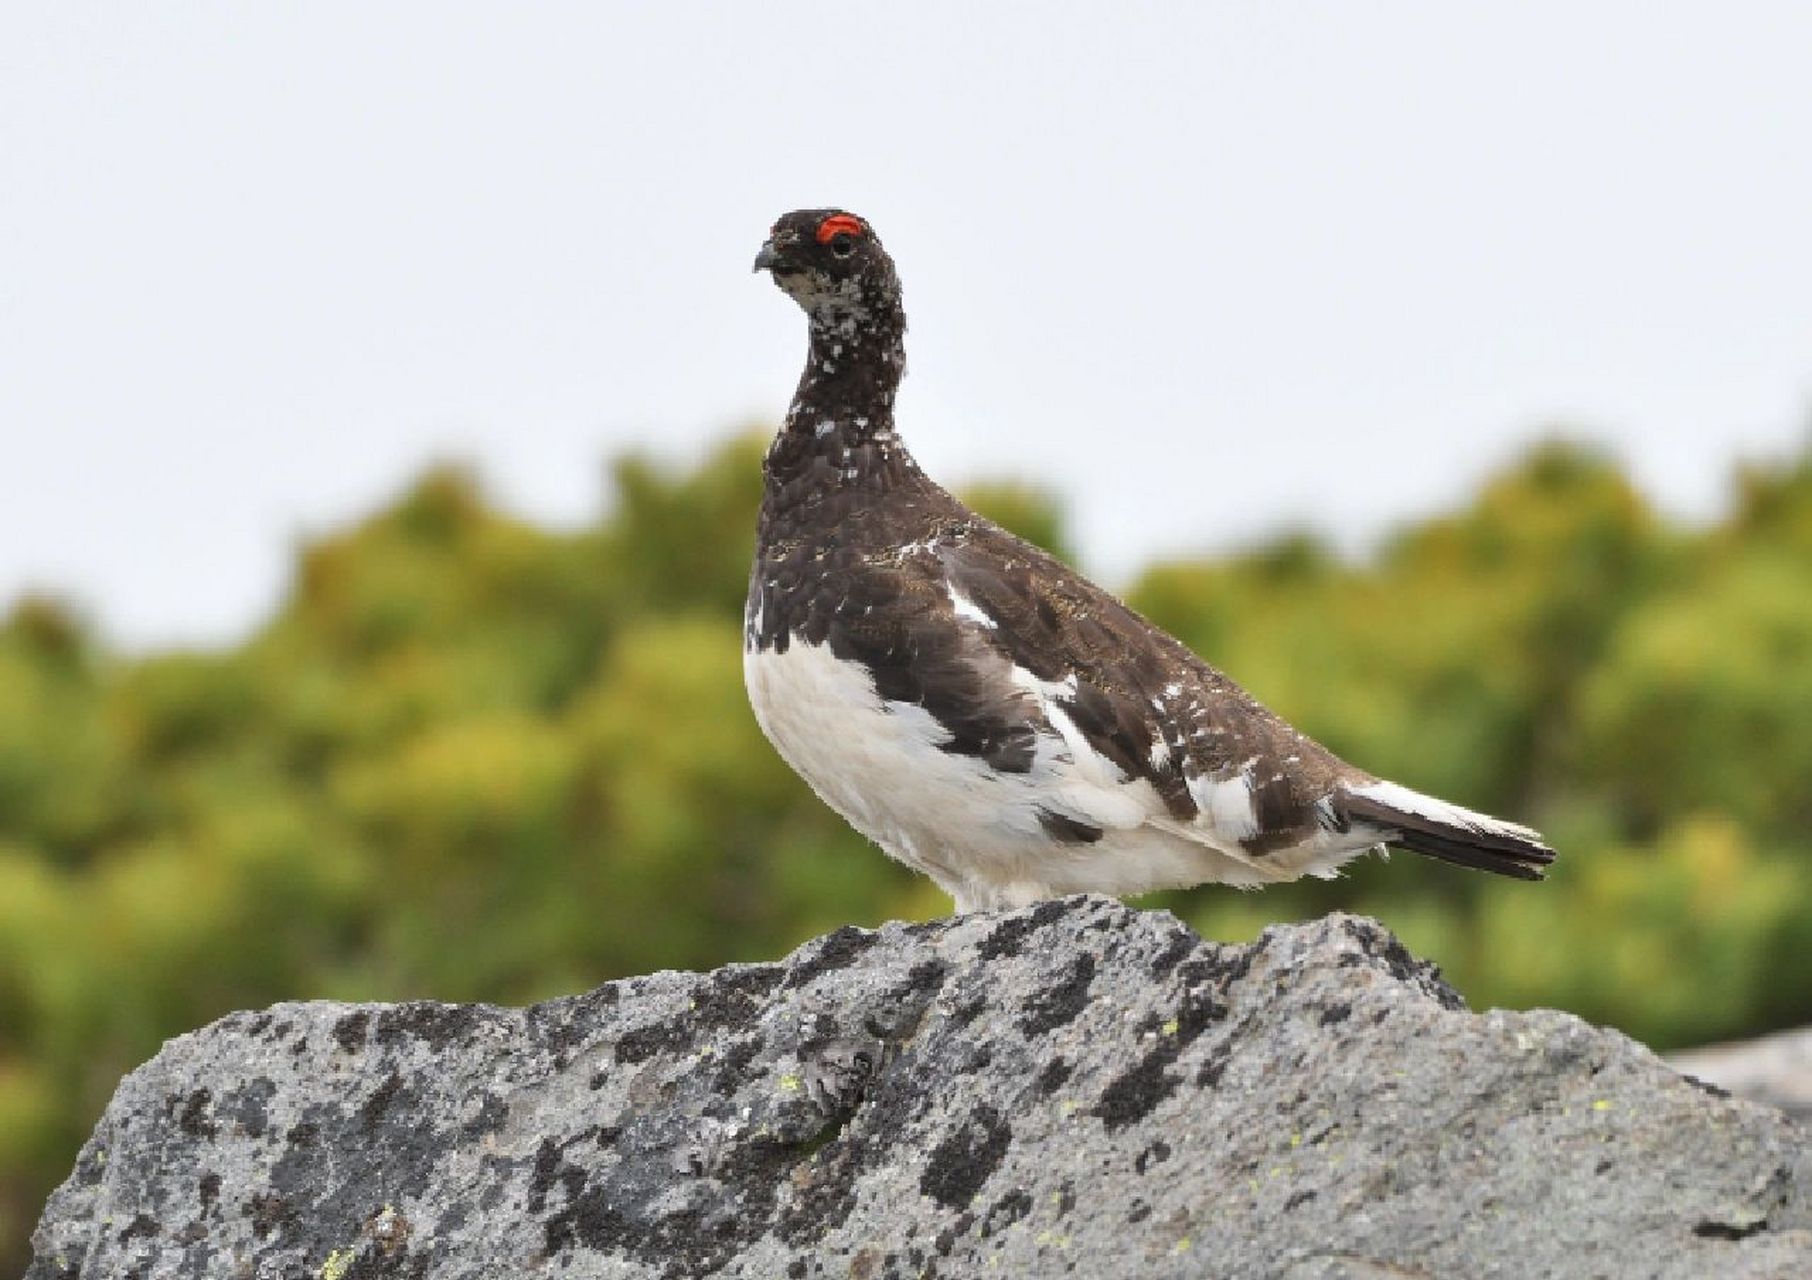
1186,764 -> 1259,842
1349,779 -> 1545,842
1001,666 -> 1158,830
946,583 -> 998,630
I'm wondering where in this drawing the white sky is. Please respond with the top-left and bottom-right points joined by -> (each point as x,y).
4,3 -> 1810,650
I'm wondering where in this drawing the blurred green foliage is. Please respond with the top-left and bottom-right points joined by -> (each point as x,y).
4,431 -> 1812,1263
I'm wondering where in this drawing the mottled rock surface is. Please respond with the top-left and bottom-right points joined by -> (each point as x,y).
28,898 -> 1812,1279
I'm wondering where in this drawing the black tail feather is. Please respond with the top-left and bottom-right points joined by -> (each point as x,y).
1337,783 -> 1555,881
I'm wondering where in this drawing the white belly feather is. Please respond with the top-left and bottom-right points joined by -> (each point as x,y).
743,639 -> 1358,909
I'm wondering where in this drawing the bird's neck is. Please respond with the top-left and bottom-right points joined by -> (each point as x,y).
764,304 -> 919,497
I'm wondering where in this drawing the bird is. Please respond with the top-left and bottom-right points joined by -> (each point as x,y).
745,208 -> 1554,914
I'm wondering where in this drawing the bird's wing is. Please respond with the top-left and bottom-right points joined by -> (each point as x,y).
834,521 -> 1360,861
930,524 -> 1554,879
807,516 -> 1552,880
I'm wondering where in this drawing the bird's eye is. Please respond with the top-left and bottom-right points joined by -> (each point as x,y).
829,232 -> 856,258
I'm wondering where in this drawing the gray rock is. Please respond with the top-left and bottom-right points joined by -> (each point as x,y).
27,899 -> 1812,1279
1672,1027 -> 1812,1125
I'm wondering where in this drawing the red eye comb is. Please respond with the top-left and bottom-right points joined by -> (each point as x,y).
815,214 -> 865,244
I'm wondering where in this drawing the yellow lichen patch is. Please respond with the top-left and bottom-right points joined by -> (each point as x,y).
321,1247 -> 355,1280
778,1072 -> 802,1093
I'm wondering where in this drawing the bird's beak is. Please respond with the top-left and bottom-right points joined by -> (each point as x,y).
752,239 -> 782,273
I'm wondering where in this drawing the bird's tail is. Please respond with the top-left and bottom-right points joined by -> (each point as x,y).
1335,779 -> 1555,881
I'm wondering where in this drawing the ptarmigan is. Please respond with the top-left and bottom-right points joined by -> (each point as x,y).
745,208 -> 1553,913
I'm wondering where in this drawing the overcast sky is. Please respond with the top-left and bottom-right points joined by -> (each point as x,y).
4,3 -> 1810,649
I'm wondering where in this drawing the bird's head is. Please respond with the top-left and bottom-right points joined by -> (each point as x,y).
753,209 -> 900,325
